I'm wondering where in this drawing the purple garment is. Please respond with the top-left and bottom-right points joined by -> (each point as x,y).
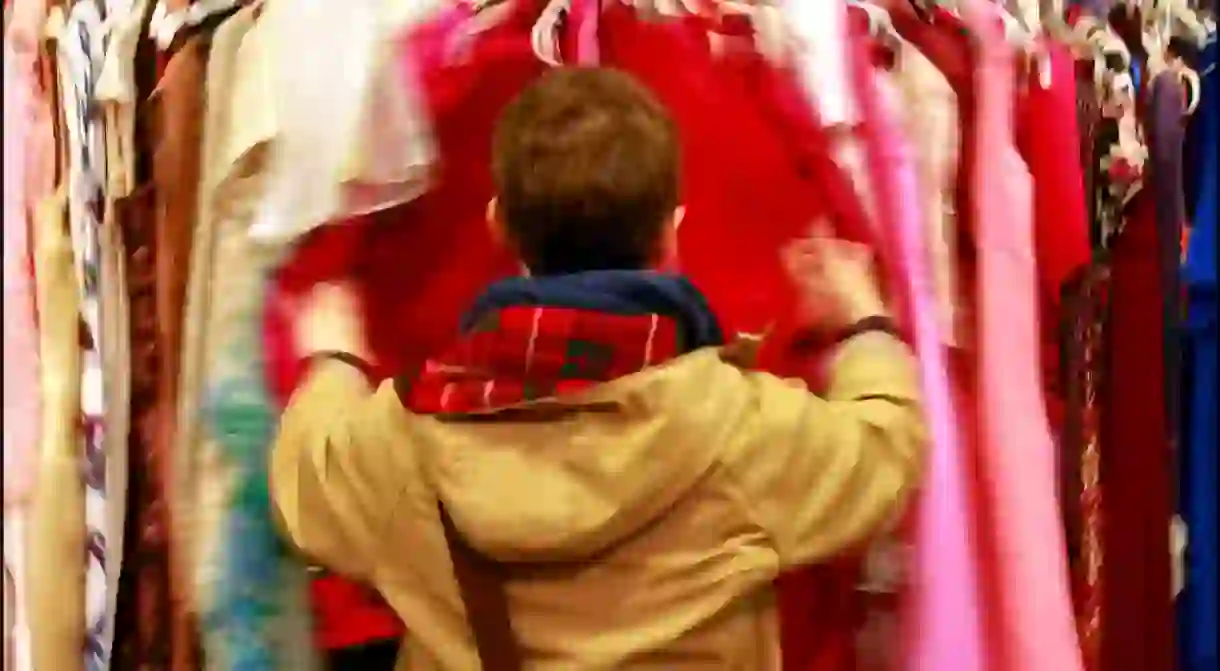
1146,71 -> 1187,449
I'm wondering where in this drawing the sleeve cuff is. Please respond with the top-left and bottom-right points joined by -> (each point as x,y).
784,315 -> 900,354
303,351 -> 378,383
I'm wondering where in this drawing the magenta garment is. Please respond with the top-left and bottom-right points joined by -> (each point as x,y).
960,2 -> 1085,670
3,41 -> 43,509
851,43 -> 986,671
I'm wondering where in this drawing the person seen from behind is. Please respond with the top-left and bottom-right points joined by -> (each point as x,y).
271,66 -> 927,670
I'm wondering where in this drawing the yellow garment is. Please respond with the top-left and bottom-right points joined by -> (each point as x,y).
26,189 -> 85,671
272,333 -> 926,669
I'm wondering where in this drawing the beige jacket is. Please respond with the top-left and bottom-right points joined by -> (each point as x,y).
271,332 -> 926,669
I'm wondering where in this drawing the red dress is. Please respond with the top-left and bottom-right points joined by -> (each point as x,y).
1014,42 -> 1093,433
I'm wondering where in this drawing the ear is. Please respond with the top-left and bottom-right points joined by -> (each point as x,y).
671,205 -> 687,232
656,205 -> 686,270
486,197 -> 508,247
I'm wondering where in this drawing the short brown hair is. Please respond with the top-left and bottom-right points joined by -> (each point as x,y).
491,67 -> 680,275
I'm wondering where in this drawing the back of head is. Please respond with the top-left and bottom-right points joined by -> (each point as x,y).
492,67 -> 681,275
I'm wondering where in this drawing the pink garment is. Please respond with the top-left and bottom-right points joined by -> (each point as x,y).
960,2 -> 1085,670
849,36 -> 986,671
3,39 -> 45,509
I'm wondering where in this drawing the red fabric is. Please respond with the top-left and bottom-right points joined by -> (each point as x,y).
1014,42 -> 1093,432
845,7 -> 899,70
307,578 -> 403,649
405,306 -> 684,413
1100,193 -> 1176,671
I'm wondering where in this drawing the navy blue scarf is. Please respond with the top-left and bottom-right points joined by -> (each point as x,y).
462,271 -> 725,351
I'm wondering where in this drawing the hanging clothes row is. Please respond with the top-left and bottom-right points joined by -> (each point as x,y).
3,0 -> 1215,670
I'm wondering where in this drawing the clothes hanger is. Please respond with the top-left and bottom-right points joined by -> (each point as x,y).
848,0 -> 900,41
471,0 -> 512,10
529,0 -> 570,65
446,0 -> 517,62
1142,2 -> 1201,110
1180,65 -> 1201,112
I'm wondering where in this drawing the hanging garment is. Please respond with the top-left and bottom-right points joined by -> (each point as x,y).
2,35 -> 43,511
173,4 -> 258,664
110,182 -> 177,670
248,0 -> 439,245
857,37 -> 986,671
26,189 -> 86,671
95,188 -> 129,671
4,513 -> 33,671
7,6 -> 66,671
776,0 -> 857,126
56,3 -> 115,666
94,0 -> 156,660
885,1 -> 981,346
1061,48 -> 1149,668
1146,69 -> 1189,468
1096,70 -> 1183,671
1180,35 -> 1217,671
1059,259 -> 1111,671
184,11 -> 321,669
1014,39 -> 1093,434
152,30 -> 223,670
961,2 -> 1085,671
1101,193 -> 1177,671
890,38 -> 961,345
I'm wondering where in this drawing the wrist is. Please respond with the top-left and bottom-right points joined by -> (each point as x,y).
304,350 -> 378,381
791,314 -> 899,352
843,293 -> 890,324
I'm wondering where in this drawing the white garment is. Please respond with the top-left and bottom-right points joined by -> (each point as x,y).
249,0 -> 441,244
56,3 -> 112,667
176,5 -> 259,613
892,40 -> 962,345
95,0 -> 150,199
3,514 -> 31,671
777,0 -> 857,126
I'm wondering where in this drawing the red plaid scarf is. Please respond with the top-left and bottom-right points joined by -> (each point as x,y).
403,305 -> 689,415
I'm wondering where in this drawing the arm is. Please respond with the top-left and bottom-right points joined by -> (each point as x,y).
270,356 -> 407,581
723,330 -> 926,569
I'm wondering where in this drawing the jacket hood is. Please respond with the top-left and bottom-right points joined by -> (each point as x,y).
411,349 -> 748,563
